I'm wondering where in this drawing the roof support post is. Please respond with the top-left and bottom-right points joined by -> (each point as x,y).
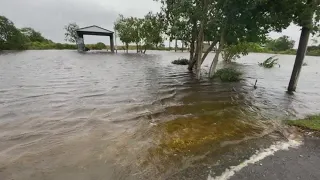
110,35 -> 115,53
76,34 -> 85,52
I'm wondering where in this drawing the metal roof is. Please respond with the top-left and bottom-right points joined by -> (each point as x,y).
77,25 -> 113,34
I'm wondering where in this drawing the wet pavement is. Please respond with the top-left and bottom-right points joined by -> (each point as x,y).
230,135 -> 320,180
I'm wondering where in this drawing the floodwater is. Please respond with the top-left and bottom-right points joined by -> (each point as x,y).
0,50 -> 319,180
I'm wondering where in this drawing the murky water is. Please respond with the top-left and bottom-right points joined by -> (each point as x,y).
0,50 -> 319,180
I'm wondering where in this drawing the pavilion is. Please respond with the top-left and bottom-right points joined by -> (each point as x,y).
76,25 -> 115,52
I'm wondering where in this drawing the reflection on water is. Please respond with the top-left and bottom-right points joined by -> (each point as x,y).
0,50 -> 319,180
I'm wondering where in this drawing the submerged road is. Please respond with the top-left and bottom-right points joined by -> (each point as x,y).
230,136 -> 320,180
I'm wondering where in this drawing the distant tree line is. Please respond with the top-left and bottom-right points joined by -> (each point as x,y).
248,35 -> 320,56
0,16 -> 109,51
0,15 -> 77,50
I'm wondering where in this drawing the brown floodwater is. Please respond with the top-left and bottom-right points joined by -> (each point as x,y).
0,50 -> 319,180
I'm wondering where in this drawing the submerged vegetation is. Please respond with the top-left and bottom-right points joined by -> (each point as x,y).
287,115 -> 320,131
171,58 -> 189,65
151,114 -> 263,156
259,56 -> 279,68
214,68 -> 242,82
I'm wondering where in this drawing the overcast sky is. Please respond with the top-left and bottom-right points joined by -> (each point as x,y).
1,0 -> 319,48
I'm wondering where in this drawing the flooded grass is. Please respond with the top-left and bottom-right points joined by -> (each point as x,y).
154,115 -> 263,154
287,115 -> 320,131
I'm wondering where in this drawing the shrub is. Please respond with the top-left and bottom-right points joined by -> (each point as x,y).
171,58 -> 189,65
214,68 -> 242,82
259,56 -> 279,68
307,49 -> 320,56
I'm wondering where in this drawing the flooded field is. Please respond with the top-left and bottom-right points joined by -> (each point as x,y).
0,50 -> 319,180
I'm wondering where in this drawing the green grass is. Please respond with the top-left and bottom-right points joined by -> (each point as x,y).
287,115 -> 320,131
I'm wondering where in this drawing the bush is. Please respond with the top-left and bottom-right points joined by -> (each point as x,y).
307,49 -> 320,56
171,58 -> 189,65
259,56 -> 279,68
214,68 -> 242,82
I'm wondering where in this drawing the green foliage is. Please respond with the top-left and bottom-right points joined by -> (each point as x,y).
259,56 -> 279,68
114,15 -> 135,50
171,58 -> 189,65
114,13 -> 164,53
64,23 -> 79,43
141,12 -> 164,51
289,0 -> 319,33
266,36 -> 295,51
287,114 -> 320,131
159,0 -> 199,44
307,49 -> 320,56
222,42 -> 255,63
214,68 -> 242,82
95,42 -> 106,50
86,42 -> 107,50
20,27 -> 49,43
307,45 -> 320,56
28,42 -> 77,50
0,15 -> 29,50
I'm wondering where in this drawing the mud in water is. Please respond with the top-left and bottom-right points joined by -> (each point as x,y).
0,50 -> 319,180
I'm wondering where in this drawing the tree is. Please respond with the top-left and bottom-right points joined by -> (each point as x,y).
0,16 -> 29,50
287,0 -> 320,91
159,0 -> 297,78
20,27 -> 48,43
207,0 -> 295,78
140,12 -> 164,53
114,15 -> 135,53
222,42 -> 254,63
95,42 -> 106,50
64,23 -> 79,43
114,13 -> 164,54
129,17 -> 143,53
159,0 -> 202,69
266,36 -> 295,51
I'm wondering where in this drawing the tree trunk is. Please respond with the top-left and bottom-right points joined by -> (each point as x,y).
288,0 -> 314,92
189,43 -> 200,72
175,38 -> 178,52
201,39 -> 218,65
126,43 -> 128,53
143,44 -> 147,54
188,22 -> 198,71
195,0 -> 207,79
209,30 -> 225,78
195,24 -> 204,79
189,40 -> 195,63
136,43 -> 139,53
182,41 -> 184,52
169,40 -> 171,51
288,26 -> 311,92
